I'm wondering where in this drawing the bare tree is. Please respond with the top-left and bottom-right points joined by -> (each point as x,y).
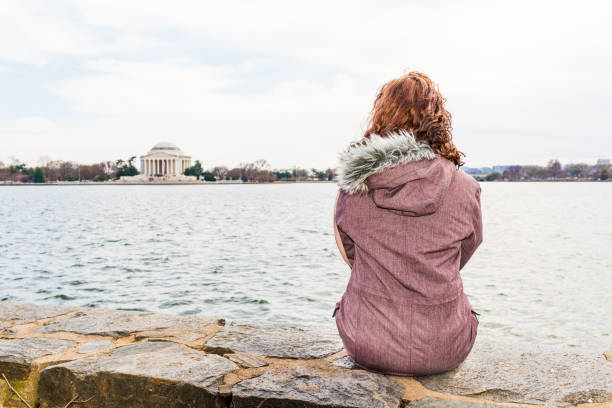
211,166 -> 229,180
521,166 -> 546,180
57,161 -> 77,181
594,163 -> 611,180
547,159 -> 562,178
292,167 -> 308,181
239,162 -> 256,180
227,168 -> 241,180
79,162 -> 108,181
503,165 -> 522,181
566,163 -> 590,178
253,159 -> 270,170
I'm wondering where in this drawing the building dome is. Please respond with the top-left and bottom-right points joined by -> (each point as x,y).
151,141 -> 181,151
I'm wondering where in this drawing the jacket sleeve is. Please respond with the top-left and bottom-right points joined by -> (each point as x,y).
334,191 -> 356,266
337,224 -> 355,265
460,185 -> 483,270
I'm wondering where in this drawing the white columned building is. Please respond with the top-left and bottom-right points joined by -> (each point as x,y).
140,142 -> 193,177
119,142 -> 198,182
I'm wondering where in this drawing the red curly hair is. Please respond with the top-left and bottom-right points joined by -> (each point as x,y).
362,72 -> 464,166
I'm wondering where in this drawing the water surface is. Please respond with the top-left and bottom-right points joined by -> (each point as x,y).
0,183 -> 610,350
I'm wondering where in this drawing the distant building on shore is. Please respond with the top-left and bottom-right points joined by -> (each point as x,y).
119,142 -> 197,182
140,142 -> 192,177
597,158 -> 610,165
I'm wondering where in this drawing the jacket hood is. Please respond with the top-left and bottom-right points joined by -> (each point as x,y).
337,131 -> 455,216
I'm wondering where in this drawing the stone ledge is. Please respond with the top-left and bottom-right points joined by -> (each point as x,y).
0,337 -> 75,379
415,339 -> 612,406
231,366 -> 405,408
204,321 -> 343,359
38,342 -> 238,408
0,301 -> 610,408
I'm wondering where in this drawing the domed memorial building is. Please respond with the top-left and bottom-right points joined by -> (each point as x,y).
119,142 -> 198,182
141,142 -> 192,177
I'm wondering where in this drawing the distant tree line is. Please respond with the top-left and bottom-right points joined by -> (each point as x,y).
5,154 -> 609,184
0,156 -> 337,183
474,160 -> 611,181
0,157 -> 117,183
185,159 -> 335,183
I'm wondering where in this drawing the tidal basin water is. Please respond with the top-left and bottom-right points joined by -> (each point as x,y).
1,183 -> 610,351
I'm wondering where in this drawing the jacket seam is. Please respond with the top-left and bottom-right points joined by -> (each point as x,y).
348,279 -> 463,305
409,302 -> 413,371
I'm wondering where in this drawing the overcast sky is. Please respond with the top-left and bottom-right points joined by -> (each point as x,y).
1,0 -> 610,169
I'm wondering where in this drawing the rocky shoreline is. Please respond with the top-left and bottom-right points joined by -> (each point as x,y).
0,302 -> 610,407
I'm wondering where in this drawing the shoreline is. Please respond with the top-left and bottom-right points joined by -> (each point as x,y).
0,179 -> 610,186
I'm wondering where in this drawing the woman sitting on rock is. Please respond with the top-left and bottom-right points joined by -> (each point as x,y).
333,72 -> 482,376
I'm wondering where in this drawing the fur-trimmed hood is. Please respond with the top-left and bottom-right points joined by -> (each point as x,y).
337,131 -> 437,194
336,131 -> 456,216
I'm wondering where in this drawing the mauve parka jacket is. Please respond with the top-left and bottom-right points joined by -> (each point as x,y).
333,131 -> 482,376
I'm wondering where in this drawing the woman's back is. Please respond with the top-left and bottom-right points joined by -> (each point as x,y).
333,131 -> 482,376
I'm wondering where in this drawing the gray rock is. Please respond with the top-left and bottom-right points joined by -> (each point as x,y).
0,337 -> 75,379
408,397 -> 497,407
38,342 -> 238,408
225,352 -> 269,368
0,302 -> 75,325
231,366 -> 405,408
206,322 -> 343,359
76,340 -> 113,354
333,356 -> 357,369
416,336 -> 612,407
36,308 -> 224,337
